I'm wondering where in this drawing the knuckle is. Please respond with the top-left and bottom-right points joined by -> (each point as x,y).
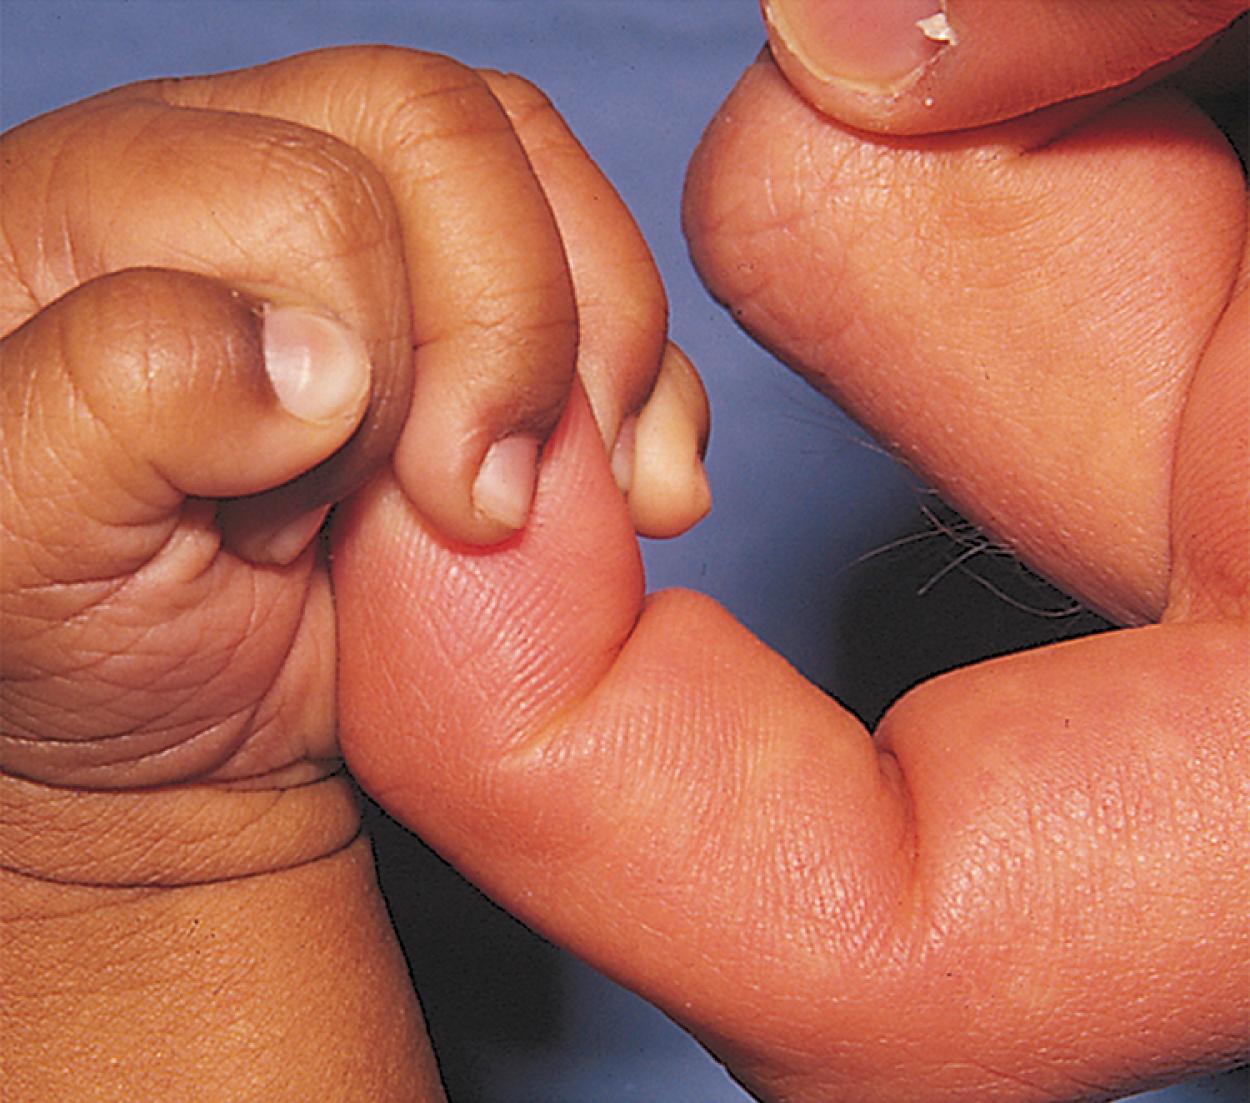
481,70 -> 558,126
247,124 -> 395,268
364,51 -> 517,158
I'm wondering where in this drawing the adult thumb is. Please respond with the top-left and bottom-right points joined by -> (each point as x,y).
761,0 -> 1248,133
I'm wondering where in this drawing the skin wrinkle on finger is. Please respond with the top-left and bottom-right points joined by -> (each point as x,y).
0,206 -> 41,325
60,307 -> 207,520
201,132 -> 391,294
418,281 -> 576,353
381,78 -> 526,154
248,143 -> 396,276
69,307 -> 229,512
311,51 -> 574,340
0,113 -> 83,315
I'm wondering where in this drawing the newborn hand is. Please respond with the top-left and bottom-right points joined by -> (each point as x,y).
1,39 -> 708,854
335,9 -> 1248,1102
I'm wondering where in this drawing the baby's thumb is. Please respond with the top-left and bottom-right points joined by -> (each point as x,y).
0,268 -> 371,586
762,0 -> 1247,133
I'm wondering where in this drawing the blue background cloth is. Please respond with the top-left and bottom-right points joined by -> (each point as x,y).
3,3 -> 1244,1100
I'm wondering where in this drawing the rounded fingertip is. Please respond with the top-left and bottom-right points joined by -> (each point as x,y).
472,434 -> 541,534
263,304 -> 371,424
631,457 -> 712,541
626,344 -> 713,540
763,0 -> 955,96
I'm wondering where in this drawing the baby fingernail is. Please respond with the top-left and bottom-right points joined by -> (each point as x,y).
264,305 -> 370,423
611,416 -> 638,495
473,435 -> 540,532
764,0 -> 956,94
258,505 -> 331,566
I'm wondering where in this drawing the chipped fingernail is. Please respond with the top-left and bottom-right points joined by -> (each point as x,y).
263,305 -> 370,423
473,435 -> 540,531
764,0 -> 956,94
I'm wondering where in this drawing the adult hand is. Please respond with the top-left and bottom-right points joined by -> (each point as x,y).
334,7 -> 1248,1101
1,45 -> 706,1100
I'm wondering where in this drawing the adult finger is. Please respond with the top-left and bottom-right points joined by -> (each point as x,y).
0,93 -> 411,559
761,0 -> 1249,134
161,47 -> 581,544
684,56 -> 1246,624
334,388 -> 1249,1103
1,267 -> 368,786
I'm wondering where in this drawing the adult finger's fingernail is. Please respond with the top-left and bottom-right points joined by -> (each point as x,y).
264,305 -> 371,423
473,435 -> 540,533
763,0 -> 957,95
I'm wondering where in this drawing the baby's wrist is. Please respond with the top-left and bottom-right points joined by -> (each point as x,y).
2,823 -> 445,1103
0,766 -> 360,893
